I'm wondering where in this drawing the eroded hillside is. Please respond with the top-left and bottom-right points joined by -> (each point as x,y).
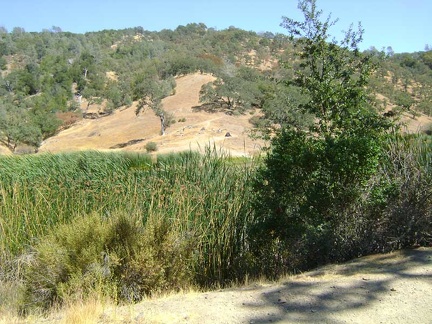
1,26 -> 431,155
39,73 -> 266,156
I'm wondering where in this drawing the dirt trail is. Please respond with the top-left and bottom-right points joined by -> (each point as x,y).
37,248 -> 431,324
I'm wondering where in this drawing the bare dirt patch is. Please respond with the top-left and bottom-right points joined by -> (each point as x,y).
0,145 -> 12,155
38,73 -> 266,157
401,113 -> 432,134
1,73 -> 430,156
30,248 -> 432,324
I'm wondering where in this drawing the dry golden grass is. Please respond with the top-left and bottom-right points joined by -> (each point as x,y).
58,298 -> 111,324
1,72 -> 430,156
3,248 -> 431,323
37,73 -> 266,157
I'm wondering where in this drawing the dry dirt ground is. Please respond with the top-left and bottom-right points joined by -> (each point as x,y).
0,73 -> 430,156
35,73 -> 432,157
38,73 -> 266,157
33,247 -> 432,324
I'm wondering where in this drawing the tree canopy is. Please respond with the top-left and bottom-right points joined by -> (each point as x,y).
0,14 -> 431,152
252,0 -> 395,272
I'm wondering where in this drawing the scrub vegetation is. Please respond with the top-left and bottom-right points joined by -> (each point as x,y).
0,0 -> 431,319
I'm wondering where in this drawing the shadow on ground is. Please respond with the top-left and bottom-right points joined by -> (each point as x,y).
245,248 -> 432,323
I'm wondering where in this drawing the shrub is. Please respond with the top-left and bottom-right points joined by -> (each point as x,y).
248,115 -> 268,129
145,141 -> 158,152
0,56 -> 7,70
370,135 -> 432,250
251,128 -> 386,270
251,0 -> 392,275
119,216 -> 195,301
56,111 -> 82,130
423,122 -> 432,135
21,211 -> 195,312
416,101 -> 432,117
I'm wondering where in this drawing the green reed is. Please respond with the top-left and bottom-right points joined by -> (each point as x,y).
0,147 -> 256,289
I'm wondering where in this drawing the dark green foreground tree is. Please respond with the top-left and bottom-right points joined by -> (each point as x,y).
252,0 -> 392,274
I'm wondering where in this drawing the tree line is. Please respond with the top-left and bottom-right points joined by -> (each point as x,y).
0,15 -> 431,151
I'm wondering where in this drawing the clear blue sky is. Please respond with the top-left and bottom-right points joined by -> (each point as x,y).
0,0 -> 430,53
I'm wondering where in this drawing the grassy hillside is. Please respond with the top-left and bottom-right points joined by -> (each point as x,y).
37,73 -> 266,156
0,24 -> 431,153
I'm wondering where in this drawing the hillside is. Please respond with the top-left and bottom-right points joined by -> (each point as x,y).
1,25 -> 432,155
1,15 -> 431,324
38,73 -> 266,156
37,71 -> 432,156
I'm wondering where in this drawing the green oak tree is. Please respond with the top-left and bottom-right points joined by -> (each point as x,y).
0,97 -> 42,151
252,0 -> 392,273
135,78 -> 176,136
199,65 -> 263,113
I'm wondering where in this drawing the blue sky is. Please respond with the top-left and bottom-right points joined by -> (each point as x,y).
0,0 -> 430,53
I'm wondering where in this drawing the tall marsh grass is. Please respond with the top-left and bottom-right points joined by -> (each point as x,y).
2,135 -> 429,315
0,147 -> 256,312
0,151 -> 146,258
373,134 -> 432,249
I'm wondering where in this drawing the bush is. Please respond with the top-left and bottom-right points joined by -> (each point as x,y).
251,127 -> 386,271
0,56 -> 7,70
145,141 -> 158,152
56,111 -> 82,130
370,135 -> 432,250
21,211 -> 195,312
250,0 -> 392,275
424,123 -> 432,135
251,133 -> 432,276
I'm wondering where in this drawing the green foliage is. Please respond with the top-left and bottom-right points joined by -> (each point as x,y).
375,51 -> 432,117
281,1 -> 385,137
199,65 -> 264,112
134,77 -> 176,135
21,211 -> 195,311
394,90 -> 414,109
260,83 -> 314,133
1,11 -> 432,314
0,151 -> 134,257
4,68 -> 40,96
30,97 -> 63,139
0,97 -> 43,150
252,0 -> 393,273
0,56 -> 6,70
145,141 -> 158,152
421,50 -> 432,69
0,149 -> 256,312
1,13 -> 430,145
371,135 -> 432,250
0,143 -> 430,314
252,133 -> 432,275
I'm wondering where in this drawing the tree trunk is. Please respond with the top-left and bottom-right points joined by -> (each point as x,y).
160,113 -> 166,136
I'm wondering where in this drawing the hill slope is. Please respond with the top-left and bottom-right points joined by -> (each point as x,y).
11,70 -> 432,157
38,73 -> 266,156
37,71 -> 432,156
